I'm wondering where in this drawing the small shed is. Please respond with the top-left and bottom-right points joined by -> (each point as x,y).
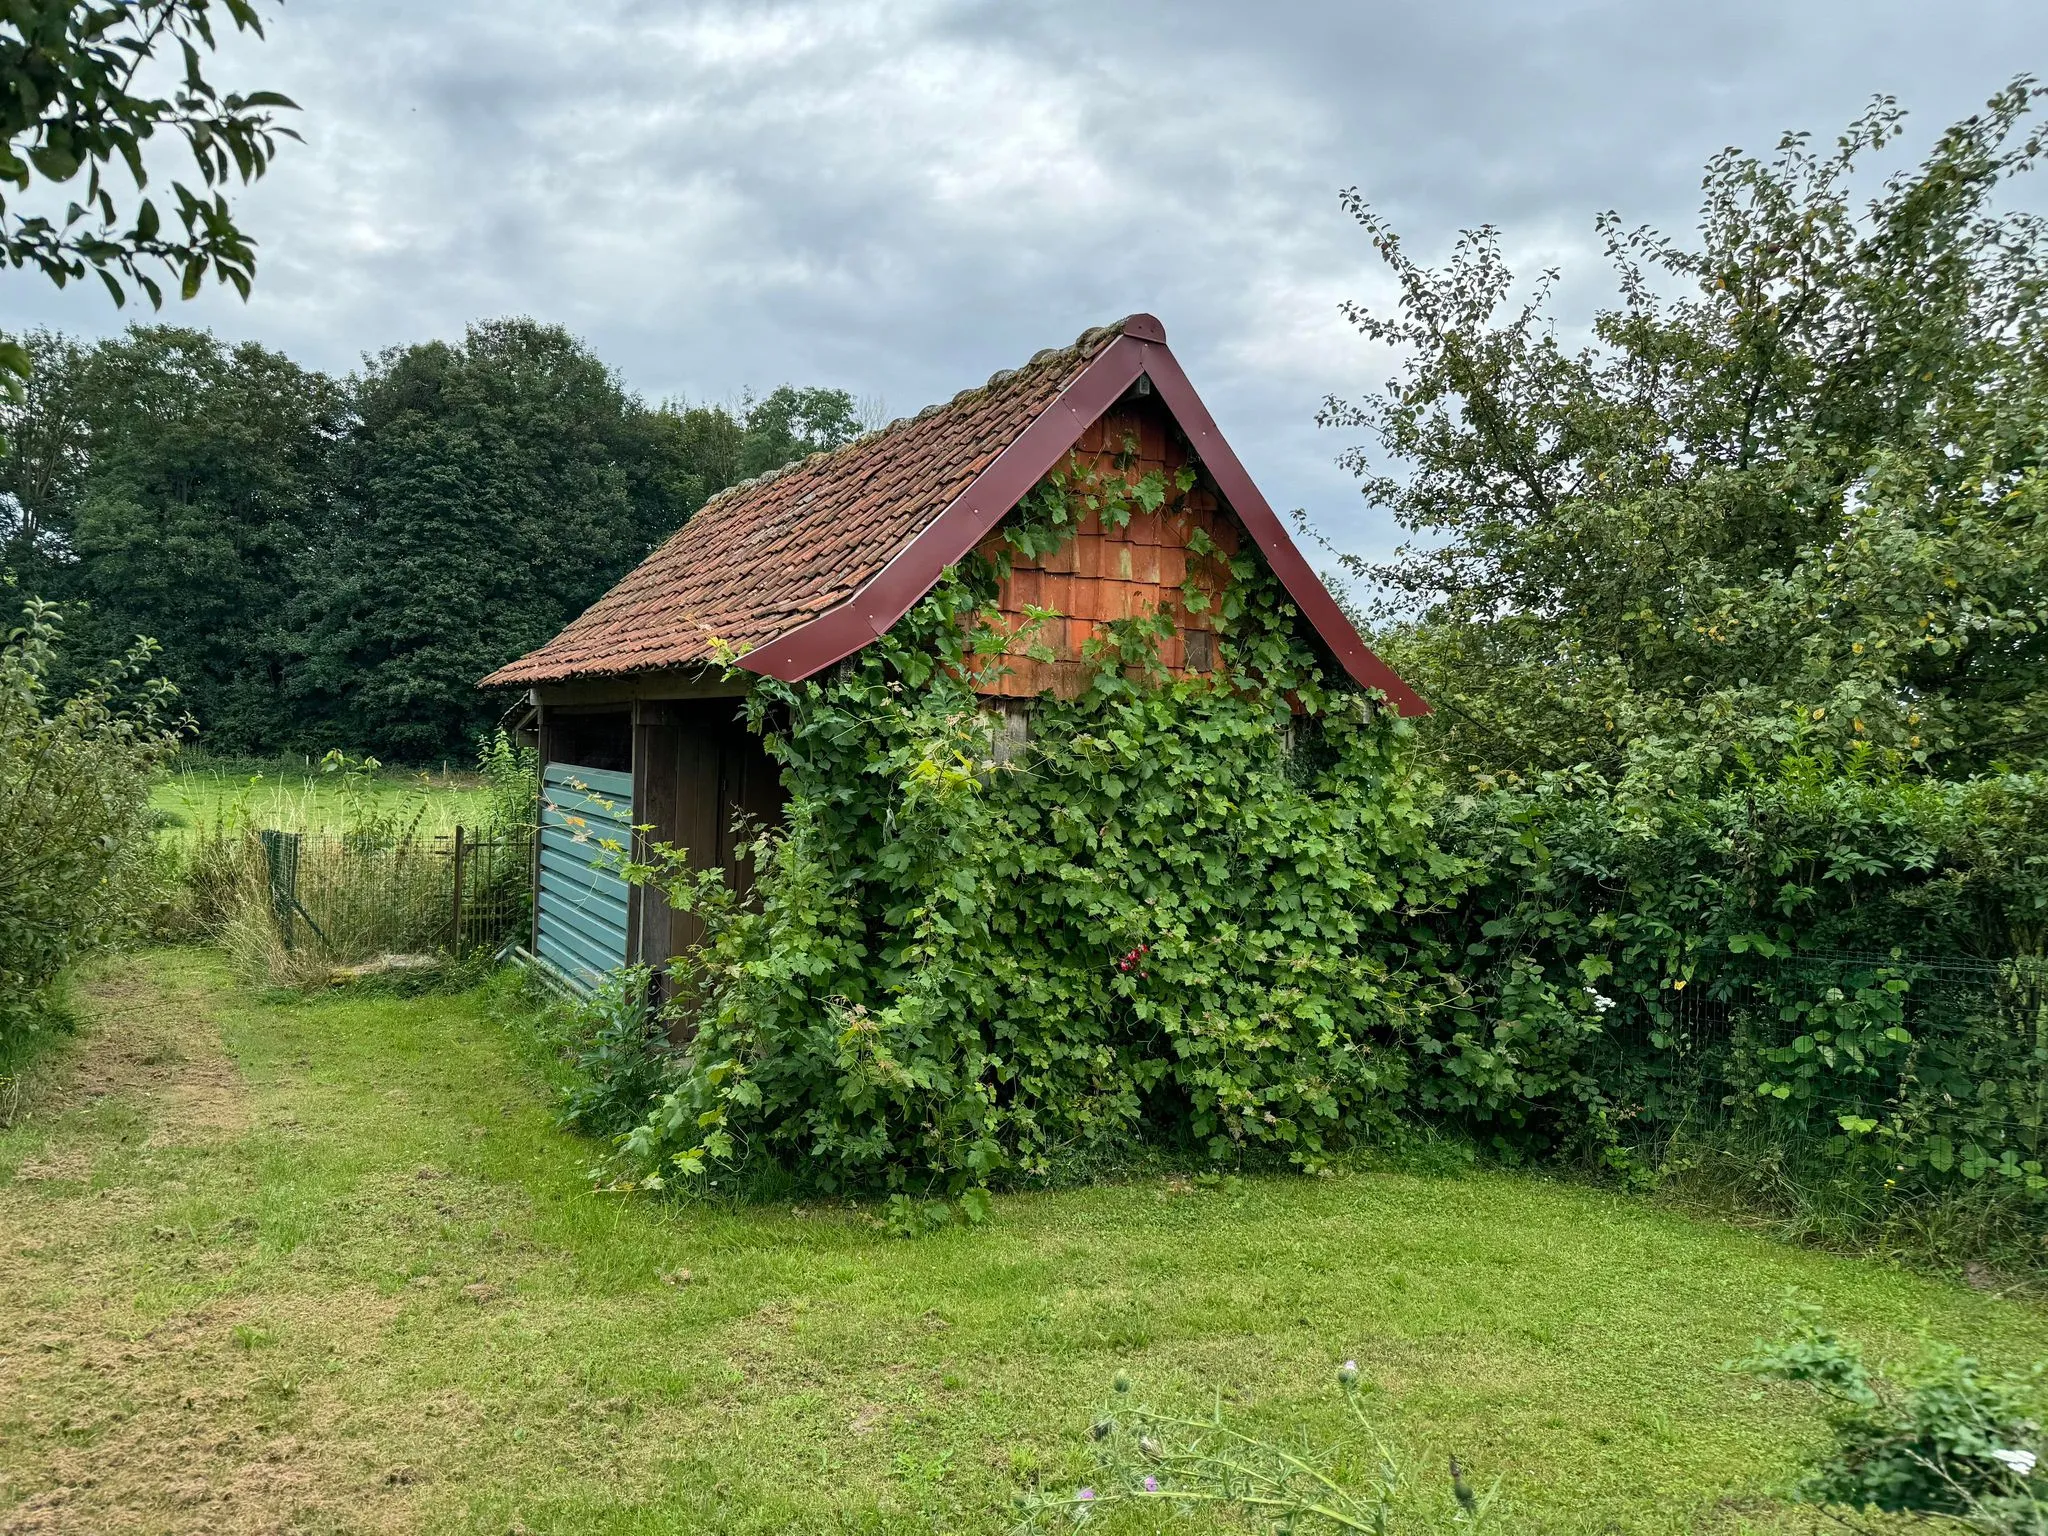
482,315 -> 1426,993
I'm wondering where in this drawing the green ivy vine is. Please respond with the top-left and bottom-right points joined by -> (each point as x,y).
617,457 -> 1498,1195
609,453 -> 2048,1212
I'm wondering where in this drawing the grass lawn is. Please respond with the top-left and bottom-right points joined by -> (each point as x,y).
4,951 -> 2046,1534
151,764 -> 491,840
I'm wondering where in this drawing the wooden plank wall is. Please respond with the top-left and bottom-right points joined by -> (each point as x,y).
970,393 -> 1242,700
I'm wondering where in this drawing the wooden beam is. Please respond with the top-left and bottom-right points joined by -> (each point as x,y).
533,669 -> 753,708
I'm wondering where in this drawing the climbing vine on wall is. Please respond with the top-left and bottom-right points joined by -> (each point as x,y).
616,457 -> 1521,1195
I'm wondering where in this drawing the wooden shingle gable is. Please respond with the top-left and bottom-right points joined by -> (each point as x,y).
483,315 -> 1428,717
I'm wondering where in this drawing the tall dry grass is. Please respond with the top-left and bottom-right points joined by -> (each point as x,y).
214,831 -> 460,987
145,742 -> 535,988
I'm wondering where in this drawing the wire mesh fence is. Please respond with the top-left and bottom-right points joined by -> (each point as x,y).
1596,951 -> 2048,1176
210,825 -> 534,973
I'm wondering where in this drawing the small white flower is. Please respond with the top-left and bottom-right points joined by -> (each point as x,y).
1991,1447 -> 2037,1477
1583,987 -> 1615,1013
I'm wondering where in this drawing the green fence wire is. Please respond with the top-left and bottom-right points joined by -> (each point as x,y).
1597,951 -> 2048,1175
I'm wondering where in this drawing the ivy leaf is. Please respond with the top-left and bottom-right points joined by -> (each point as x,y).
1133,470 -> 1168,513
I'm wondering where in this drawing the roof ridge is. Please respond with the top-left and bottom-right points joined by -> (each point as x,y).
692,317 -> 1136,515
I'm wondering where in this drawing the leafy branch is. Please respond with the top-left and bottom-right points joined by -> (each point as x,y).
0,0 -> 299,307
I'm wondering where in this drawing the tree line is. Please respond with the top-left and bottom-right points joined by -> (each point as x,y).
0,318 -> 861,762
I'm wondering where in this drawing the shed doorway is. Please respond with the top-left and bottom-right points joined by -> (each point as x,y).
631,698 -> 788,975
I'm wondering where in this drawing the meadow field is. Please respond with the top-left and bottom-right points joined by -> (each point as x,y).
149,762 -> 495,841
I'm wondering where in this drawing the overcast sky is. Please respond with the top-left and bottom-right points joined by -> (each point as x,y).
7,0 -> 2046,567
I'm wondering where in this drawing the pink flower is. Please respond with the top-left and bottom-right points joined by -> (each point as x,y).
1142,1475 -> 1159,1493
1076,1487 -> 1096,1502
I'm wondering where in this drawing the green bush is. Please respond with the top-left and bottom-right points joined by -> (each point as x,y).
1431,757 -> 2048,1208
0,586 -> 182,1036
552,966 -> 672,1139
1743,1305 -> 2045,1530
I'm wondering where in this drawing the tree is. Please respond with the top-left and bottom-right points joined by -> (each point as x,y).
0,315 -> 867,758
735,384 -> 862,479
616,384 -> 862,544
1324,79 -> 2048,781
0,328 -> 89,560
290,322 -> 866,761
289,319 -> 702,760
22,326 -> 340,751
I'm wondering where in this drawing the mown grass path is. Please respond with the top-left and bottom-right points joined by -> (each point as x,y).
3,950 -> 2045,1534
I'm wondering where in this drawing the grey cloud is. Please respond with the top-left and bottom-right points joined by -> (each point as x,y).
4,0 -> 2043,568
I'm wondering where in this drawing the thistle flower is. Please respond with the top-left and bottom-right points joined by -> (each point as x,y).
1337,1359 -> 1360,1388
1139,1435 -> 1162,1459
1076,1487 -> 1095,1502
1113,1370 -> 1131,1394
1142,1475 -> 1159,1493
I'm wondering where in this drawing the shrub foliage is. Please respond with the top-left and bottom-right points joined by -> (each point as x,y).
1434,760 -> 2048,1200
0,588 -> 182,1034
1744,1305 -> 2045,1528
621,461 -> 1481,1195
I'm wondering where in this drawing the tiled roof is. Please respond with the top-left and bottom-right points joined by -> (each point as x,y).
481,319 -> 1137,689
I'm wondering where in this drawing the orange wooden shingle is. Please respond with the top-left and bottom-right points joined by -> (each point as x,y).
969,395 -> 1240,700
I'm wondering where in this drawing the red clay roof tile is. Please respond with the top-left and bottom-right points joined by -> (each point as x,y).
482,320 -> 1132,688
481,315 -> 1430,718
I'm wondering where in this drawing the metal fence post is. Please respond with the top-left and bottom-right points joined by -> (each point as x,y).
450,824 -> 467,954
261,829 -> 300,951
